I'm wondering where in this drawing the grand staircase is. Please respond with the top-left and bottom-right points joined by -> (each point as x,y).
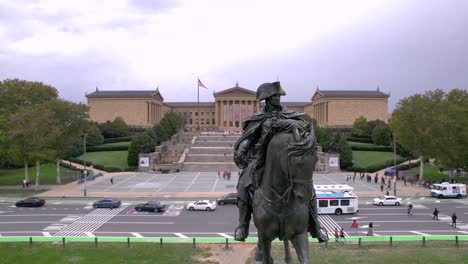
181,134 -> 240,172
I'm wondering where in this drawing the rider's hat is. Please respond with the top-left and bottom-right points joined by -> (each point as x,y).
256,81 -> 286,101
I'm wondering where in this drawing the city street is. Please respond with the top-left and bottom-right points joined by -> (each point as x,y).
0,198 -> 466,239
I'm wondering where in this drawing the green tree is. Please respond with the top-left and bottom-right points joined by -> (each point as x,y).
152,124 -> 168,145
159,111 -> 185,138
127,132 -> 155,166
86,124 -> 104,146
372,123 -> 392,146
389,90 -> 444,181
365,120 -> 386,138
111,116 -> 129,137
328,132 -> 353,169
352,116 -> 367,137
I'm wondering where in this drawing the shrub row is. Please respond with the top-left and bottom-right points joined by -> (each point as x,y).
103,136 -> 134,144
395,161 -> 420,171
351,145 -> 392,152
66,158 -> 136,172
86,145 -> 129,152
68,157 -> 93,167
347,137 -> 374,144
59,161 -> 83,171
348,157 -> 408,173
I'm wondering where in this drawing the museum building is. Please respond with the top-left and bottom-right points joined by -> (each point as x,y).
86,83 -> 389,131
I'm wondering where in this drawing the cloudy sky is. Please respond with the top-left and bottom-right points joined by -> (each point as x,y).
1,0 -> 467,109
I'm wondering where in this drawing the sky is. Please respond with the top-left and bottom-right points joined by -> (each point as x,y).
1,0 -> 467,110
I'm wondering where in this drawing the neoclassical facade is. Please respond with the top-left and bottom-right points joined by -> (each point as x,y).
86,84 -> 389,130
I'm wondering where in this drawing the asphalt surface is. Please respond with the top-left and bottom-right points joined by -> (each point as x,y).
0,197 -> 467,239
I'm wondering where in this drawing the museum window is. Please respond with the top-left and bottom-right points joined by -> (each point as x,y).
340,200 -> 350,206
195,112 -> 198,116
206,119 -> 210,125
318,200 -> 328,207
330,200 -> 339,206
201,118 -> 204,125
212,112 -> 215,116
212,118 -> 215,125
189,119 -> 192,124
190,112 -> 192,116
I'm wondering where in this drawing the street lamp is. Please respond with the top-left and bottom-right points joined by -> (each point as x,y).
393,133 -> 397,196
83,132 -> 87,197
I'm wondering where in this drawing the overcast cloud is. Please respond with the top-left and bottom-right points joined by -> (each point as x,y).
0,0 -> 467,110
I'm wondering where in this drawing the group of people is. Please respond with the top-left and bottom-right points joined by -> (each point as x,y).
431,208 -> 458,228
156,168 -> 179,174
21,179 -> 32,188
334,220 -> 375,242
218,171 -> 232,180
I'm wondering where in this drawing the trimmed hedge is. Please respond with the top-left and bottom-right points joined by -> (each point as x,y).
103,136 -> 134,144
124,166 -> 137,172
395,161 -> 420,171
351,145 -> 392,152
86,145 -> 129,152
68,157 -> 93,167
349,157 -> 407,173
347,137 -> 374,144
59,161 -> 83,171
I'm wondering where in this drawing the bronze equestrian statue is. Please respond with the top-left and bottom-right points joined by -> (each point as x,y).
234,82 -> 328,263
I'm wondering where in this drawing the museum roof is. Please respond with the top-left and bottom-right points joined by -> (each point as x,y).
316,90 -> 389,98
86,90 -> 162,98
164,102 -> 215,107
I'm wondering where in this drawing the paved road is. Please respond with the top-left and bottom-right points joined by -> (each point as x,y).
0,198 -> 466,239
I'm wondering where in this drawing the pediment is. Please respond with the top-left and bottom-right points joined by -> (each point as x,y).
214,87 -> 256,98
311,90 -> 323,102
152,90 -> 164,102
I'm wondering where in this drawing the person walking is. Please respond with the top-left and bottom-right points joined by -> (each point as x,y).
22,179 -> 26,188
433,208 -> 439,220
380,184 -> 384,192
407,203 -> 413,215
367,222 -> 373,236
339,227 -> 346,242
451,213 -> 457,228
334,227 -> 339,242
351,220 -> 359,235
110,177 -> 114,184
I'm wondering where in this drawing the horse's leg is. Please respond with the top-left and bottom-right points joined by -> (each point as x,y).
255,240 -> 264,262
261,238 -> 273,264
290,232 -> 310,264
284,239 -> 292,264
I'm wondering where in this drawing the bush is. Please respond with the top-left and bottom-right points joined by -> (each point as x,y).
86,125 -> 104,146
103,136 -> 134,144
86,145 -> 129,152
372,123 -> 392,145
124,166 -> 137,171
351,145 -> 392,152
104,166 -> 122,172
93,164 -> 105,170
111,116 -> 129,137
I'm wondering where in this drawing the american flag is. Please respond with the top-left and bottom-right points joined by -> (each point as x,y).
198,79 -> 207,89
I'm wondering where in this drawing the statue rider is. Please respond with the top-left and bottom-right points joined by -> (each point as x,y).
233,81 -> 328,242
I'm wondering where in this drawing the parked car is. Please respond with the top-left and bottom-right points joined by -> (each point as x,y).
217,193 -> 237,205
15,197 -> 46,207
93,199 -> 121,208
372,196 -> 402,206
186,200 -> 217,211
134,201 -> 167,212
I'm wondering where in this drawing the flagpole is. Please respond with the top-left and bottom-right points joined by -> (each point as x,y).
197,77 -> 200,131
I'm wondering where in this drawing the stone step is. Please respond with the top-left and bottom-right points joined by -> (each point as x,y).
181,163 -> 239,172
189,148 -> 234,155
193,141 -> 235,147
197,136 -> 241,141
184,155 -> 233,162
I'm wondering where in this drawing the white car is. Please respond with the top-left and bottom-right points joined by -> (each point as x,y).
372,196 -> 402,206
186,200 -> 217,211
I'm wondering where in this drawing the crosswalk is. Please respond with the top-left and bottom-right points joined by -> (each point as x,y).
50,203 -> 131,237
318,215 -> 349,237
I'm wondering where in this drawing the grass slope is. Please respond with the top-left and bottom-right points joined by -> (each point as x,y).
0,163 -> 72,186
352,151 -> 403,168
411,164 -> 468,184
101,141 -> 131,147
78,151 -> 128,169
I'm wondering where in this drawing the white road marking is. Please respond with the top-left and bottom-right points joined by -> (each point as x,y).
157,173 -> 181,192
85,232 -> 95,237
211,175 -> 219,192
184,172 -> 201,192
458,231 -> 468,235
42,232 -> 51,237
131,232 -> 144,238
410,231 -> 430,236
43,224 -> 68,231
52,202 -> 62,205
346,217 -> 368,220
175,233 -> 188,238
217,233 -> 233,238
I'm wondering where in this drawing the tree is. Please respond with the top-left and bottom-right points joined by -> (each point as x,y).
152,124 -> 168,145
372,123 -> 392,146
352,116 -> 367,137
389,90 -> 445,181
159,111 -> 185,138
327,132 -> 353,169
111,116 -> 129,137
127,132 -> 156,166
365,120 -> 386,138
86,124 -> 104,146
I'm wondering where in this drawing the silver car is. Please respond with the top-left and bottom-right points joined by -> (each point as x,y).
372,196 -> 402,206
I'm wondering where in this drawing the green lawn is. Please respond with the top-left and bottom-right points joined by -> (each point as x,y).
0,242 -> 210,264
347,141 -> 378,147
352,151 -> 403,168
411,164 -> 468,184
268,241 -> 468,264
0,164 -> 72,186
101,141 -> 131,147
78,151 -> 128,169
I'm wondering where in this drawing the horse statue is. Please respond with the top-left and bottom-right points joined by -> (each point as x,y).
251,120 -> 318,264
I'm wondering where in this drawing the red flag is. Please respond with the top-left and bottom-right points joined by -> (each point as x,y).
198,79 -> 207,89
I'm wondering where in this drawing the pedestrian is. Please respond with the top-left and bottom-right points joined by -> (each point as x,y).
433,208 -> 439,220
367,222 -> 373,236
339,227 -> 346,242
351,220 -> 359,235
451,213 -> 457,228
380,184 -> 384,192
217,171 -> 220,178
110,177 -> 114,184
386,190 -> 389,196
22,179 -> 26,188
353,174 -> 356,182
334,227 -> 339,242
407,203 -> 413,215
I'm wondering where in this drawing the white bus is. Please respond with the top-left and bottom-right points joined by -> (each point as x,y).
314,184 -> 354,193
431,182 -> 466,199
315,191 -> 359,215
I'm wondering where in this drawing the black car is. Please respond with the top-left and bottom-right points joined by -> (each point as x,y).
15,197 -> 46,207
134,201 -> 167,212
217,193 -> 238,205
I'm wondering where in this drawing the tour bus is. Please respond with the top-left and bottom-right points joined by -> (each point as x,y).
430,182 -> 467,199
315,191 -> 359,215
314,184 -> 354,193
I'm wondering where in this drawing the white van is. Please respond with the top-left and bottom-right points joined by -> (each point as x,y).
430,182 -> 466,199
